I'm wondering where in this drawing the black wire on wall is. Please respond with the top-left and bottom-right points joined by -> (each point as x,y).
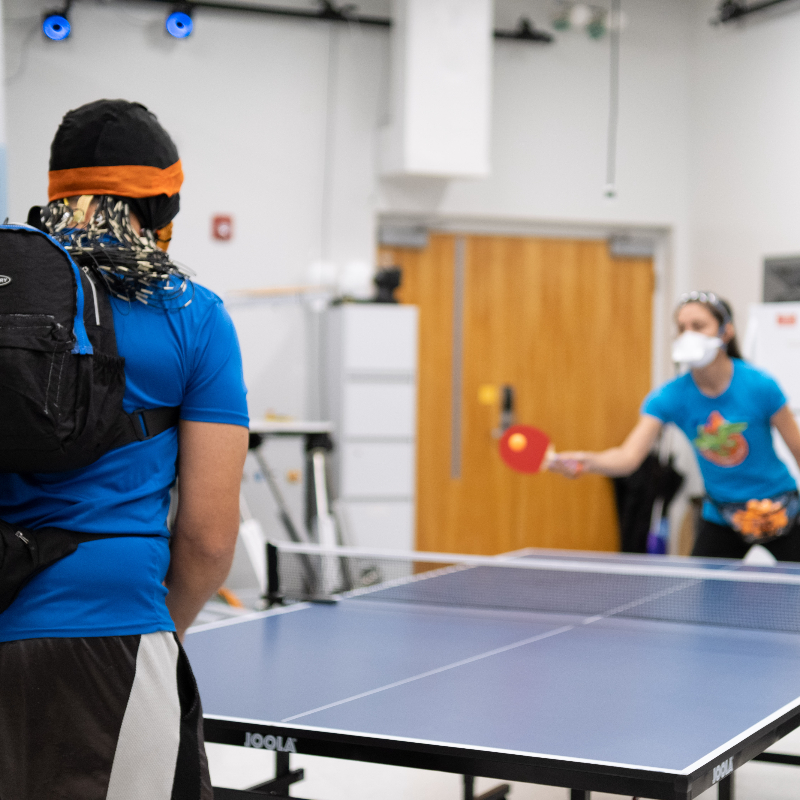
713,0 -> 799,23
106,0 -> 554,42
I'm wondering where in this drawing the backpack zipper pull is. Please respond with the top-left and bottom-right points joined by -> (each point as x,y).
15,530 -> 36,560
82,266 -> 101,326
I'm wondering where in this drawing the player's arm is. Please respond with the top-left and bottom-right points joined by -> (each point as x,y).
551,414 -> 663,478
772,404 -> 800,472
166,419 -> 249,641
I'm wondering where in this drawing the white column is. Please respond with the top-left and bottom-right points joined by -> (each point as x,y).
0,0 -> 8,222
380,0 -> 493,178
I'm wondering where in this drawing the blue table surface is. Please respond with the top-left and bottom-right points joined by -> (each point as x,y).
186,559 -> 800,774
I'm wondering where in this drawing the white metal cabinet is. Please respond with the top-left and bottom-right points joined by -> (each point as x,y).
342,382 -> 416,438
323,304 -> 418,550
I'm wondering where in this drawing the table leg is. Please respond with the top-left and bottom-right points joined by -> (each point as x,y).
570,791 -> 590,800
246,751 -> 305,795
214,790 -> 308,799
462,775 -> 510,800
464,775 -> 474,800
718,773 -> 734,800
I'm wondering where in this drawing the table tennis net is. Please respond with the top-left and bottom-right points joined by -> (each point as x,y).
268,543 -> 800,634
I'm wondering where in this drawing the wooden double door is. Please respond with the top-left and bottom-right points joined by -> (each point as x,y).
381,233 -> 654,556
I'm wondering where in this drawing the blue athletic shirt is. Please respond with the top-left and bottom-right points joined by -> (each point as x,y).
0,282 -> 249,642
642,359 -> 795,525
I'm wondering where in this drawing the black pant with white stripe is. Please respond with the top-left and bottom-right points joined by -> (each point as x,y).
0,631 -> 213,800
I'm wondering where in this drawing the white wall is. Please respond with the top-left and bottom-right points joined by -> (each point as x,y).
689,0 -> 800,331
379,0 -> 695,390
384,0 -> 691,226
3,0 -> 389,420
3,1 -> 698,421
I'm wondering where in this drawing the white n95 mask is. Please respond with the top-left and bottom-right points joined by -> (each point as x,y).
671,331 -> 723,369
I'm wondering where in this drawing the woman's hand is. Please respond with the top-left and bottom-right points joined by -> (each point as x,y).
549,452 -> 588,478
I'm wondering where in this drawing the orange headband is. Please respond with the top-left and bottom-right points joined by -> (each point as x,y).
48,160 -> 183,201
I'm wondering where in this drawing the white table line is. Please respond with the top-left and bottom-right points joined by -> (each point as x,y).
280,624 -> 575,722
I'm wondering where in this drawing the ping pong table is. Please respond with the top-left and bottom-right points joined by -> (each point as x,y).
185,545 -> 800,800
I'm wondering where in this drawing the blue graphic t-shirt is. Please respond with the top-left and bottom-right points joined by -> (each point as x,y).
0,282 -> 249,642
642,360 -> 795,524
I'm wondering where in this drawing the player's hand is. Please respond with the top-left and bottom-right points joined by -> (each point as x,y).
549,452 -> 587,478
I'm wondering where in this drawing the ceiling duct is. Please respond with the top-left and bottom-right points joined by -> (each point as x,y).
380,0 -> 493,178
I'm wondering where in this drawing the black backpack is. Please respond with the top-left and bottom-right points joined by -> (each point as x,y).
0,223 -> 178,472
0,223 -> 179,612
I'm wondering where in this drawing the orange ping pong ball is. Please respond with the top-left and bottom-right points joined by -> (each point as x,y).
508,432 -> 528,452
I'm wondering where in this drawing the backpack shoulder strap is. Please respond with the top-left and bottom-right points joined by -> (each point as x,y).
9,216 -> 182,457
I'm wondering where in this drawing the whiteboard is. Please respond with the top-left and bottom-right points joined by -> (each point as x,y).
745,302 -> 800,414
746,303 -> 800,481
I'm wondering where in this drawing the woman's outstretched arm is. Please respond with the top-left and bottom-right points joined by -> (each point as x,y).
772,405 -> 800,474
550,414 -> 663,478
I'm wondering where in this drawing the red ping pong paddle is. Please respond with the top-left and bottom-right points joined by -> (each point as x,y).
499,424 -> 555,474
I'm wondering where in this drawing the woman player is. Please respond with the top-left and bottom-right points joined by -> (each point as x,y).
552,292 -> 800,560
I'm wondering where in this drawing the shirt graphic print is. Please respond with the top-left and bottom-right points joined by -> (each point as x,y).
693,411 -> 749,467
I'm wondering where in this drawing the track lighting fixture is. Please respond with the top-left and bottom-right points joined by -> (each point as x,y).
166,5 -> 193,38
42,2 -> 71,41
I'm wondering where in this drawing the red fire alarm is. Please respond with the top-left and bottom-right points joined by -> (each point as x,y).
212,215 -> 233,241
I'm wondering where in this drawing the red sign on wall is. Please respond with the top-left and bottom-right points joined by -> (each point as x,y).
777,314 -> 797,326
212,215 -> 233,241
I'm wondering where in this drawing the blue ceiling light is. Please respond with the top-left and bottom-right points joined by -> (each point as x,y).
42,12 -> 71,41
166,8 -> 193,39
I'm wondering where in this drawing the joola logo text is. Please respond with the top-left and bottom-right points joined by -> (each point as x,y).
712,757 -> 733,783
243,732 -> 297,752
0,276 -> 11,287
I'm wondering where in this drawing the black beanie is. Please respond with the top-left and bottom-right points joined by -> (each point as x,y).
48,99 -> 182,230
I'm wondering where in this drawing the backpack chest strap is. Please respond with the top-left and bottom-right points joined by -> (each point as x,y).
116,406 -> 181,446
